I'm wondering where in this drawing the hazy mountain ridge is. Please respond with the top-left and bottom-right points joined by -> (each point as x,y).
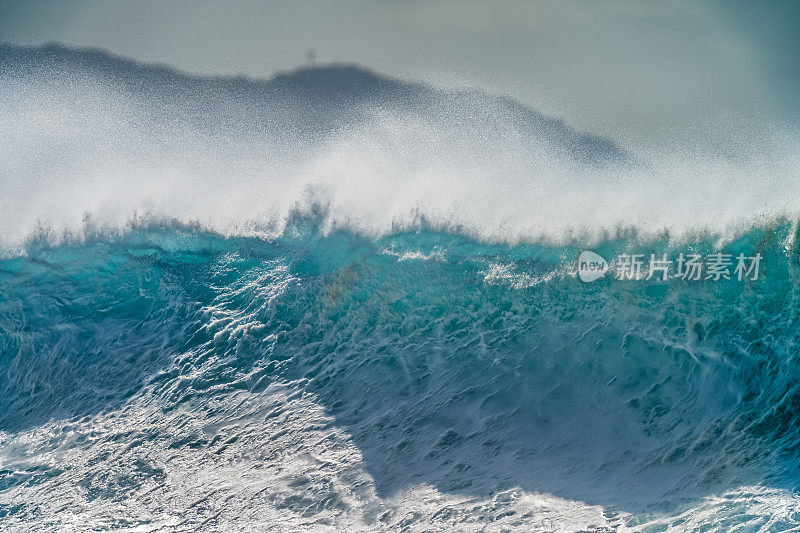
1,42 -> 630,165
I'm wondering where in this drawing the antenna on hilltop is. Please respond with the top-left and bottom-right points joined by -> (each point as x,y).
306,49 -> 316,68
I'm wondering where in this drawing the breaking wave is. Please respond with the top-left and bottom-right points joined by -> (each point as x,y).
2,44 -> 800,531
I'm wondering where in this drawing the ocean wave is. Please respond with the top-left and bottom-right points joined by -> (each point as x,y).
4,44 -> 800,531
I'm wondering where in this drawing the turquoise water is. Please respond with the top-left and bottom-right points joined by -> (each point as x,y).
1,220 -> 799,530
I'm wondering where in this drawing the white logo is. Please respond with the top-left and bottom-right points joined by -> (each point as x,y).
576,250 -> 762,282
577,251 -> 609,282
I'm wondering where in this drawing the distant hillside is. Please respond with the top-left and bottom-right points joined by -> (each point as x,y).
0,42 -> 630,165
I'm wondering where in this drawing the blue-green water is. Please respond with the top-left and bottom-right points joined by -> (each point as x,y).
1,220 -> 799,530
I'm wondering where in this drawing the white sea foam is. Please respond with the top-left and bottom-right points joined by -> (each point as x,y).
2,62 -> 799,252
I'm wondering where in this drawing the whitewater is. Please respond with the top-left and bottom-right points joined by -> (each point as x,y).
2,44 -> 800,531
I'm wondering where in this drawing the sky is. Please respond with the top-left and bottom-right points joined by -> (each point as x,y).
1,0 -> 798,157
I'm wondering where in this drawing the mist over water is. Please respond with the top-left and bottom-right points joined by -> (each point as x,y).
2,46 -> 799,251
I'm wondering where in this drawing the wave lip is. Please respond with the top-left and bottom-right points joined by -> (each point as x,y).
5,43 -> 799,251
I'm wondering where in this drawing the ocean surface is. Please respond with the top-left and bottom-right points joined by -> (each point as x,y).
2,45 -> 800,531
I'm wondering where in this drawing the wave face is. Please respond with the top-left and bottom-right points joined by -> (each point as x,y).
1,221 -> 799,531
3,44 -> 800,531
